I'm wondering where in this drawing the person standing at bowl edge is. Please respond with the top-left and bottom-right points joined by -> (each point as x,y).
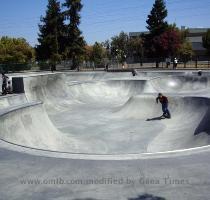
1,73 -> 9,95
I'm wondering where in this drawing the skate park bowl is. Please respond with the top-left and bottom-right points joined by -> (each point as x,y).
150,75 -> 210,93
1,71 -> 210,157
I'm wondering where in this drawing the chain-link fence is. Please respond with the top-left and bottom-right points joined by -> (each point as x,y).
87,57 -> 210,70
1,58 -> 210,73
125,60 -> 210,69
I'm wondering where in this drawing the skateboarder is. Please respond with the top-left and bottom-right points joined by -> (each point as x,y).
156,93 -> 171,119
1,73 -> 9,95
131,69 -> 138,76
198,70 -> 202,76
7,80 -> 13,94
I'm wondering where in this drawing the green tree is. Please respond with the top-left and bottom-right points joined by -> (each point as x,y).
92,42 -> 106,66
84,45 -> 93,63
102,40 -> 112,63
0,36 -> 34,64
145,0 -> 168,67
127,36 -> 144,66
179,41 -> 193,68
36,0 -> 64,67
111,32 -> 129,64
146,0 -> 168,36
203,29 -> 210,56
63,0 -> 86,70
84,43 -> 106,68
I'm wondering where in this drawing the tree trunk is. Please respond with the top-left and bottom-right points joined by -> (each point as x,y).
156,60 -> 159,68
71,56 -> 78,70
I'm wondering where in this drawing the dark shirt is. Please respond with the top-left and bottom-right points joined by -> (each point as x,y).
2,75 -> 8,85
156,96 -> 168,104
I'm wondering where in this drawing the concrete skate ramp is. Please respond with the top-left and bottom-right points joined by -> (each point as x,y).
0,73 -> 210,154
151,75 -> 210,93
59,71 -> 195,82
0,102 -> 92,153
23,74 -> 155,111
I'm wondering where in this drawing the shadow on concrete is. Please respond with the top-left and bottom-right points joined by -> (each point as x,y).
128,194 -> 166,200
146,116 -> 165,121
73,199 -> 98,200
72,194 -> 166,200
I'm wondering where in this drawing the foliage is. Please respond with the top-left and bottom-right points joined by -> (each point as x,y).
179,41 -> 193,65
101,33 -> 144,65
0,36 -> 34,64
63,0 -> 86,69
84,45 -> 93,62
146,0 -> 168,36
127,36 -> 144,62
152,27 -> 182,58
85,43 -> 106,66
145,0 -> 168,66
101,40 -> 112,61
36,0 -> 65,63
110,32 -> 129,64
92,42 -> 106,65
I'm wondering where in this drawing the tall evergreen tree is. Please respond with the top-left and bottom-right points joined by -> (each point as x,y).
146,0 -> 168,36
145,0 -> 168,67
36,0 -> 64,64
63,0 -> 86,70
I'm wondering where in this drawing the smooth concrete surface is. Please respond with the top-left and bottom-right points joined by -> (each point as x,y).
0,71 -> 210,200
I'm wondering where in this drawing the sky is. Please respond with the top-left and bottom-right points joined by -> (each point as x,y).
0,0 -> 210,46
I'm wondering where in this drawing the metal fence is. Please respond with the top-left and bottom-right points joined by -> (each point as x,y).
1,59 -> 210,73
79,59 -> 210,71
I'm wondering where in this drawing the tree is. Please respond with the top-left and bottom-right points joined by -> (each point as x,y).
145,0 -> 168,67
84,43 -> 106,67
153,27 -> 182,58
177,28 -> 193,67
36,0 -> 64,67
111,32 -> 129,64
84,45 -> 93,62
179,41 -> 193,68
92,42 -> 106,66
102,40 -> 112,63
203,29 -> 210,56
63,0 -> 86,70
127,36 -> 144,66
146,0 -> 168,36
0,36 -> 34,64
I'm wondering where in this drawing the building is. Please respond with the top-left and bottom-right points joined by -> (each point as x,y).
182,27 -> 208,58
129,27 -> 210,59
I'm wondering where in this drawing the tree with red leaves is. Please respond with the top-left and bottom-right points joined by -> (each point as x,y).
153,28 -> 182,59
